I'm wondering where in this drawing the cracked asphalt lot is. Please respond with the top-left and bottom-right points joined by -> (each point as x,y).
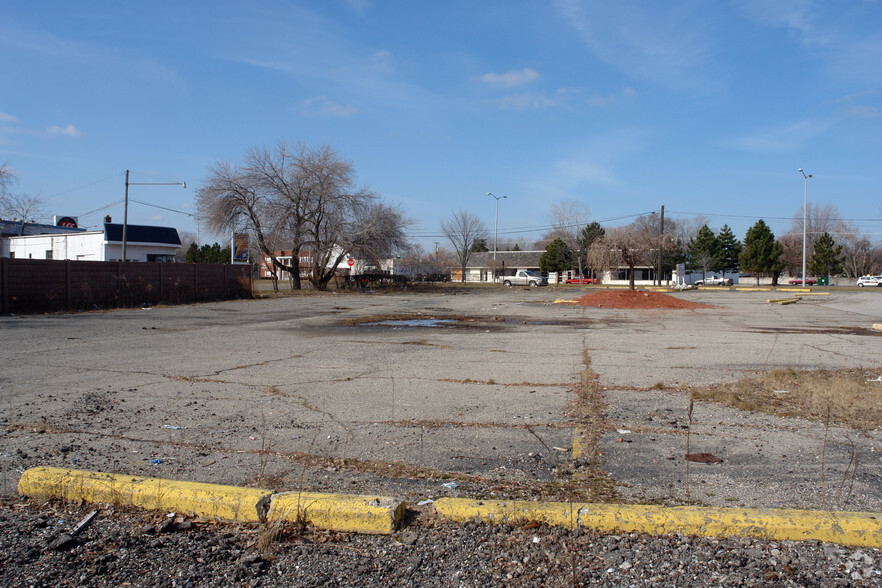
1,286 -> 880,511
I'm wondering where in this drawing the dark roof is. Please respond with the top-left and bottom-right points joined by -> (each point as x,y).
104,223 -> 181,246
465,251 -> 543,268
0,219 -> 87,237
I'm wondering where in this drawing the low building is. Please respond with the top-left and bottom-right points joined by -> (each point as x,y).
1,219 -> 181,262
454,251 -> 544,282
258,247 -> 358,280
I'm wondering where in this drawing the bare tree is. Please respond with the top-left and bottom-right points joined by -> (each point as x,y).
441,210 -> 488,282
243,142 -> 313,290
603,214 -> 682,289
1,192 -> 48,235
605,226 -> 645,290
0,162 -> 13,195
547,199 -> 595,277
782,203 -> 854,266
196,159 -> 284,288
584,238 -> 615,281
673,214 -> 712,245
839,234 -> 882,277
548,199 -> 591,249
197,142 -> 410,292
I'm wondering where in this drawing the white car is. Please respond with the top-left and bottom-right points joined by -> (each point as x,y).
856,275 -> 882,287
694,276 -> 732,286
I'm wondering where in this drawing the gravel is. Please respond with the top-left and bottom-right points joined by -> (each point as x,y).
2,499 -> 880,587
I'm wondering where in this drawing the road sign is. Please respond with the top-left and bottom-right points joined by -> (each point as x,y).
347,258 -> 355,267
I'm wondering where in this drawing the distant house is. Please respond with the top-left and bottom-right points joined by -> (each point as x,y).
258,247 -> 358,280
455,249 -> 677,286
454,251 -> 544,282
1,219 -> 181,262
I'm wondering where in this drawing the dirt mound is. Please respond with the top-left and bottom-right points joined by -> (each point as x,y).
570,289 -> 712,310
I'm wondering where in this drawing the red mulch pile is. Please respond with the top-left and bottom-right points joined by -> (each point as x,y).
570,289 -> 712,310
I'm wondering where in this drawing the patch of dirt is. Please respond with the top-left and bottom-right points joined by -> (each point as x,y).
569,290 -> 713,310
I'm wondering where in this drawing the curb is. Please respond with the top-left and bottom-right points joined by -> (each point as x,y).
18,468 -> 882,547
18,467 -> 403,535
767,297 -> 801,305
433,498 -> 882,548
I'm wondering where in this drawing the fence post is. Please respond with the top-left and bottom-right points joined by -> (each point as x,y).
1,258 -> 8,315
66,260 -> 72,310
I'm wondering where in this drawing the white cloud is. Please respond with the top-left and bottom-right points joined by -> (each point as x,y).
554,160 -> 620,186
46,124 -> 82,137
589,87 -> 637,107
0,112 -> 17,122
488,93 -> 556,110
554,0 -> 722,94
479,68 -> 540,88
345,0 -> 369,17
722,119 -> 830,154
528,127 -> 650,198
371,50 -> 394,73
301,95 -> 358,117
847,106 -> 880,119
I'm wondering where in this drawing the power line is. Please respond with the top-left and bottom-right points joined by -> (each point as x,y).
130,198 -> 196,217
46,173 -> 123,198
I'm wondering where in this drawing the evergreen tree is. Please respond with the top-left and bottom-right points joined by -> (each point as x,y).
186,242 -> 232,263
539,238 -> 574,273
578,221 -> 606,253
686,224 -> 722,278
739,220 -> 783,285
511,243 -> 521,251
809,232 -> 843,278
470,238 -> 489,253
717,224 -> 742,275
576,221 -> 605,278
184,242 -> 200,263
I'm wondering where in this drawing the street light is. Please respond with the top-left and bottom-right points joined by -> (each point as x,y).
486,192 -> 507,261
123,170 -> 186,261
798,168 -> 812,288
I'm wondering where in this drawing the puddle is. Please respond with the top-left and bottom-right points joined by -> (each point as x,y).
362,319 -> 458,328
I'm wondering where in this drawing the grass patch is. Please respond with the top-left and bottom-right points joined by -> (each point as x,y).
688,367 -> 882,431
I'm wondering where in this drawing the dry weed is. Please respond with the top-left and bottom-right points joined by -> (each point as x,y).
689,367 -> 882,430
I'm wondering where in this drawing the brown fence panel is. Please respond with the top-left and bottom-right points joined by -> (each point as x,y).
0,258 -> 251,314
69,261 -> 120,310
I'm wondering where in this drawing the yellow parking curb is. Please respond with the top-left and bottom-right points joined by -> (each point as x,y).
18,467 -> 405,534
433,498 -> 882,548
270,491 -> 405,535
735,287 -> 771,291
18,467 -> 272,522
767,297 -> 801,305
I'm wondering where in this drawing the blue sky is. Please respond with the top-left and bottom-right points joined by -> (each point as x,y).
2,0 -> 881,250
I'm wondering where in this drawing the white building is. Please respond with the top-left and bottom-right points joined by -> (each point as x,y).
1,220 -> 182,262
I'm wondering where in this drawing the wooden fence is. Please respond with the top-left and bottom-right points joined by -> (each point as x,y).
0,258 -> 251,314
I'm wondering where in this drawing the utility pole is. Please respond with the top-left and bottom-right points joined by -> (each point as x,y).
657,205 -> 665,286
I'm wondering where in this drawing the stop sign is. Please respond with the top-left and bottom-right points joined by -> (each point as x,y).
347,258 -> 355,267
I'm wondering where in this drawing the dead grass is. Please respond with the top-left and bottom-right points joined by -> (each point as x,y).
569,350 -> 617,501
688,367 -> 882,431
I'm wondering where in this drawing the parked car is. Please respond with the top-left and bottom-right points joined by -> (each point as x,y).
856,275 -> 882,287
500,270 -> 547,287
694,276 -> 732,286
788,278 -> 817,285
564,275 -> 599,284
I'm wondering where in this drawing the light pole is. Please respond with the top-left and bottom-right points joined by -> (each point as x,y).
798,168 -> 812,288
486,192 -> 507,261
123,170 -> 186,261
